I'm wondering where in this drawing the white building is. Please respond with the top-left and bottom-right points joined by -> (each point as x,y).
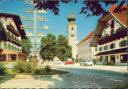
77,32 -> 95,62
0,13 -> 26,62
91,5 -> 128,65
67,13 -> 78,59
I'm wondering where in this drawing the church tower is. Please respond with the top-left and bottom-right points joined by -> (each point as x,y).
67,13 -> 78,59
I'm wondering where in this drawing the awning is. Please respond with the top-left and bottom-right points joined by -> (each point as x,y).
95,47 -> 128,56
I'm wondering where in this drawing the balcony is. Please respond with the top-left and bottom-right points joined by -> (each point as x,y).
98,28 -> 127,45
7,25 -> 20,37
7,32 -> 21,46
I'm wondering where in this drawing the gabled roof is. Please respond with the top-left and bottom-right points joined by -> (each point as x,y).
0,13 -> 26,39
77,31 -> 94,46
91,4 -> 128,47
109,5 -> 128,28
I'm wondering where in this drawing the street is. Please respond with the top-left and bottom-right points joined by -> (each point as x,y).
1,65 -> 128,88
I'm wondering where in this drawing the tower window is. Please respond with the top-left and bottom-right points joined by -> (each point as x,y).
71,34 -> 74,37
71,27 -> 74,30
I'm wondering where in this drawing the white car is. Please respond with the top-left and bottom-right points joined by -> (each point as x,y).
80,60 -> 93,66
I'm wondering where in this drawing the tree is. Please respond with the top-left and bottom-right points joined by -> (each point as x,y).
40,34 -> 72,61
40,34 -> 57,61
21,37 -> 32,56
56,35 -> 72,61
33,0 -> 126,17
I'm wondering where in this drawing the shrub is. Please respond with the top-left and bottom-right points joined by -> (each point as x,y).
33,66 -> 69,75
13,61 -> 36,73
24,62 -> 35,73
0,62 -> 7,76
93,59 -> 97,64
33,68 -> 44,74
33,65 -> 51,74
43,65 -> 51,73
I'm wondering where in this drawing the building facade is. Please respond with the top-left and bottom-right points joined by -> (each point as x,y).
0,13 -> 26,62
91,5 -> 128,65
67,13 -> 78,59
77,32 -> 95,62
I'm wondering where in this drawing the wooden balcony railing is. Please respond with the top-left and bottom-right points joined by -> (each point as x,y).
98,28 -> 127,45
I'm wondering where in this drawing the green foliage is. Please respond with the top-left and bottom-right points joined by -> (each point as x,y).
40,34 -> 57,61
43,65 -> 51,73
93,59 -> 98,64
13,61 -> 36,73
33,68 -> 44,74
0,62 -> 7,76
33,65 -> 68,75
40,34 -> 72,61
33,65 -> 51,74
21,38 -> 32,55
56,35 -> 72,60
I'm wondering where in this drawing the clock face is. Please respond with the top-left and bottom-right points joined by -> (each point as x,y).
71,34 -> 74,37
71,27 -> 74,30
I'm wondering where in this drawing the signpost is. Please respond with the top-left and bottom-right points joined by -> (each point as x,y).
21,1 -> 48,58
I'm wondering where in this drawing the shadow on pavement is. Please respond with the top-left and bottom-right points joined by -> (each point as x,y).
0,74 -> 16,84
31,67 -> 128,88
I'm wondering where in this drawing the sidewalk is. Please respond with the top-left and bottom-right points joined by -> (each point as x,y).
82,65 -> 128,73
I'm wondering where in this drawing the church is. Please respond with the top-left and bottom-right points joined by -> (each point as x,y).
67,13 -> 78,59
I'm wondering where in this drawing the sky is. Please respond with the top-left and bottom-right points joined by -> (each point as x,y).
0,0 -> 101,48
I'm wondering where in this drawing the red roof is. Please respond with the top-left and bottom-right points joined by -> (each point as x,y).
109,5 -> 128,28
77,31 -> 94,46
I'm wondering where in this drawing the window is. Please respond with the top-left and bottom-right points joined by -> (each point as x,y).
120,54 -> 128,63
105,23 -> 109,29
71,27 -> 74,30
105,56 -> 108,62
105,34 -> 109,37
116,27 -> 122,33
110,43 -> 115,49
119,40 -> 128,47
111,19 -> 114,29
104,46 -> 108,50
95,48 -> 97,52
99,47 -> 102,51
110,29 -> 114,35
71,34 -> 74,37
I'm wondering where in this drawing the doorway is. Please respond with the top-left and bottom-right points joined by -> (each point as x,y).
110,55 -> 115,63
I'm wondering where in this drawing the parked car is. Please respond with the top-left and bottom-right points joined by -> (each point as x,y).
65,60 -> 74,65
80,60 -> 93,66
